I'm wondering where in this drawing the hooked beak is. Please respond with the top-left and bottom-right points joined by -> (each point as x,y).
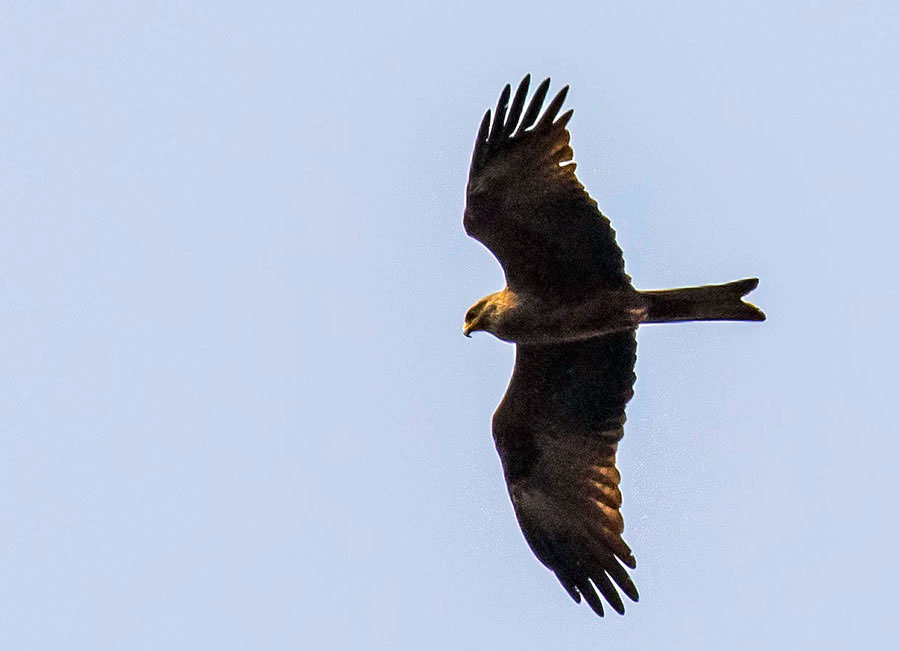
463,324 -> 473,338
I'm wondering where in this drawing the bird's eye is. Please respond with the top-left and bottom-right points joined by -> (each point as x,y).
466,309 -> 478,322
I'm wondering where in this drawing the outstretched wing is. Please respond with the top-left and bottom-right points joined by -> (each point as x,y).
465,76 -> 631,298
492,331 -> 639,616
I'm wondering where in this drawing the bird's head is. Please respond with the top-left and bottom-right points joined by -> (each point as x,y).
463,294 -> 502,337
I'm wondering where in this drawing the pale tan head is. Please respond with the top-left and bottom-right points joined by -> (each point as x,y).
463,292 -> 504,337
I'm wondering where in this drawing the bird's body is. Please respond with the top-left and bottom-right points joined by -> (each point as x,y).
466,287 -> 647,344
462,76 -> 764,618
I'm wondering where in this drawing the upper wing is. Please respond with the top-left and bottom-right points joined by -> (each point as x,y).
492,331 -> 639,616
464,76 -> 631,298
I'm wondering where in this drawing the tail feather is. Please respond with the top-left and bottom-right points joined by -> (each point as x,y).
642,278 -> 765,324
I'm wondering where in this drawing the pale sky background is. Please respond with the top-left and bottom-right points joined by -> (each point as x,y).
2,2 -> 899,649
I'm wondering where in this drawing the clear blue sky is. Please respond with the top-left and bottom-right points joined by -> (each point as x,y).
2,2 -> 898,649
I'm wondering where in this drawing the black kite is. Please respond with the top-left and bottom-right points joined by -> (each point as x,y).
463,76 -> 764,617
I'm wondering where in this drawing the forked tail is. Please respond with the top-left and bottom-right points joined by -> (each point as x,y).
642,278 -> 766,323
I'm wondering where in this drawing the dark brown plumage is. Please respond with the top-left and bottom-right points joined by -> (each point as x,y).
463,76 -> 764,617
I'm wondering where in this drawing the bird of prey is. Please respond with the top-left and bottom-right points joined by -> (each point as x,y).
463,76 -> 764,618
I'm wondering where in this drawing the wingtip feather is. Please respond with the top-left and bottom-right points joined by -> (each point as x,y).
516,77 -> 551,134
489,84 -> 511,142
579,581 -> 606,617
559,578 -> 582,603
592,573 -> 626,615
504,75 -> 531,136
555,108 -> 574,130
537,85 -> 569,129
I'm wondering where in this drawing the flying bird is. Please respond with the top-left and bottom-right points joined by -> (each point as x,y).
463,76 -> 764,618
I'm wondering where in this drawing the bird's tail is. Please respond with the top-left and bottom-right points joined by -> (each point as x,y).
642,278 -> 765,324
